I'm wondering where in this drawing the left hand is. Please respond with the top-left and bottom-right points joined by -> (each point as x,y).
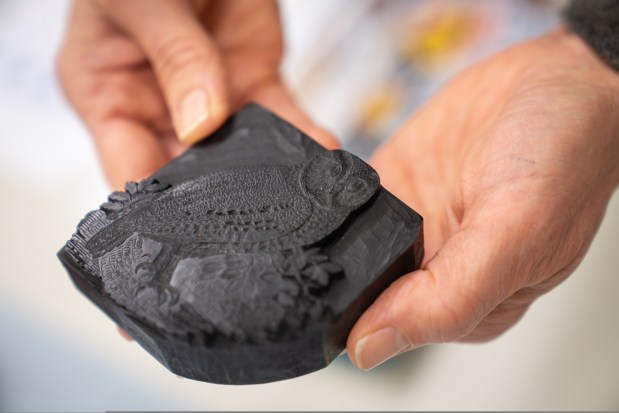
347,28 -> 619,370
57,0 -> 336,190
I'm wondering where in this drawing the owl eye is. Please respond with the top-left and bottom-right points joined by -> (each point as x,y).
327,162 -> 343,177
346,178 -> 366,193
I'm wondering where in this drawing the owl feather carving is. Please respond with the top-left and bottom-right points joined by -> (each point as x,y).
87,150 -> 380,257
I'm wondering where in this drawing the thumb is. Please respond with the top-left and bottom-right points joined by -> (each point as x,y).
346,214 -> 527,371
98,0 -> 229,144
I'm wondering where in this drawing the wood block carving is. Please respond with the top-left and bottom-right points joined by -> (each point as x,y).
58,104 -> 424,384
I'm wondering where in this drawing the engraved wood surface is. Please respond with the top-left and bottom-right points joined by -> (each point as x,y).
58,103 -> 423,384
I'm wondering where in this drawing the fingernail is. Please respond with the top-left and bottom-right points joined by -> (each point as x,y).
354,327 -> 411,371
177,89 -> 209,142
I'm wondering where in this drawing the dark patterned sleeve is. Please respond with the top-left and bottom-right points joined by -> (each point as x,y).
563,0 -> 619,71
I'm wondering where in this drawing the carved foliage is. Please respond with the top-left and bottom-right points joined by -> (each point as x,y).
71,153 -> 376,343
100,178 -> 170,215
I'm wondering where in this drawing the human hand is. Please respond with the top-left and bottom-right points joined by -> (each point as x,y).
347,28 -> 619,370
57,0 -> 336,190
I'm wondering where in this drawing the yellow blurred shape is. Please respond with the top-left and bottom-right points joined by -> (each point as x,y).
403,10 -> 479,68
358,85 -> 401,137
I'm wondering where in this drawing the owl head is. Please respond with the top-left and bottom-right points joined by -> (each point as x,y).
301,150 -> 380,210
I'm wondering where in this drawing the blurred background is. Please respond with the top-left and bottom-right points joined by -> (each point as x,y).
1,0 -> 618,410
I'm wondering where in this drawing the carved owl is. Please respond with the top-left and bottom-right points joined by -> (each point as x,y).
87,150 -> 379,257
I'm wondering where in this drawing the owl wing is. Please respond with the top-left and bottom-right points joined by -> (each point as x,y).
88,165 -> 312,255
136,191 -> 312,245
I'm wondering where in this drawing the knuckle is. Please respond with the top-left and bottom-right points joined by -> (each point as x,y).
54,47 -> 93,112
81,73 -> 135,120
432,300 -> 480,342
429,282 -> 486,343
151,36 -> 210,81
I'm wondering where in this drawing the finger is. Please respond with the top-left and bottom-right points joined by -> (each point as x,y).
97,0 -> 230,144
117,326 -> 134,341
92,118 -> 170,190
245,78 -> 340,149
346,206 -> 533,371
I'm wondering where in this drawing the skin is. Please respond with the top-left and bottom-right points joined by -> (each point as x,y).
57,0 -> 337,191
58,2 -> 619,370
347,28 -> 619,370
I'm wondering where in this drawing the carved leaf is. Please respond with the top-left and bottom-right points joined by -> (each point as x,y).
304,265 -> 330,286
100,201 -> 124,213
137,179 -> 153,192
319,261 -> 342,274
108,191 -> 130,202
125,181 -> 139,194
145,182 -> 170,192
309,254 -> 329,265
136,178 -> 170,194
282,253 -> 305,274
283,278 -> 300,294
276,291 -> 296,307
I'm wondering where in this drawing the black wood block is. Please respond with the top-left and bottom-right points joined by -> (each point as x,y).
58,103 -> 423,384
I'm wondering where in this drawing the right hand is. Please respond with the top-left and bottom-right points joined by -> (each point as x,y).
347,28 -> 619,371
57,0 -> 337,190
